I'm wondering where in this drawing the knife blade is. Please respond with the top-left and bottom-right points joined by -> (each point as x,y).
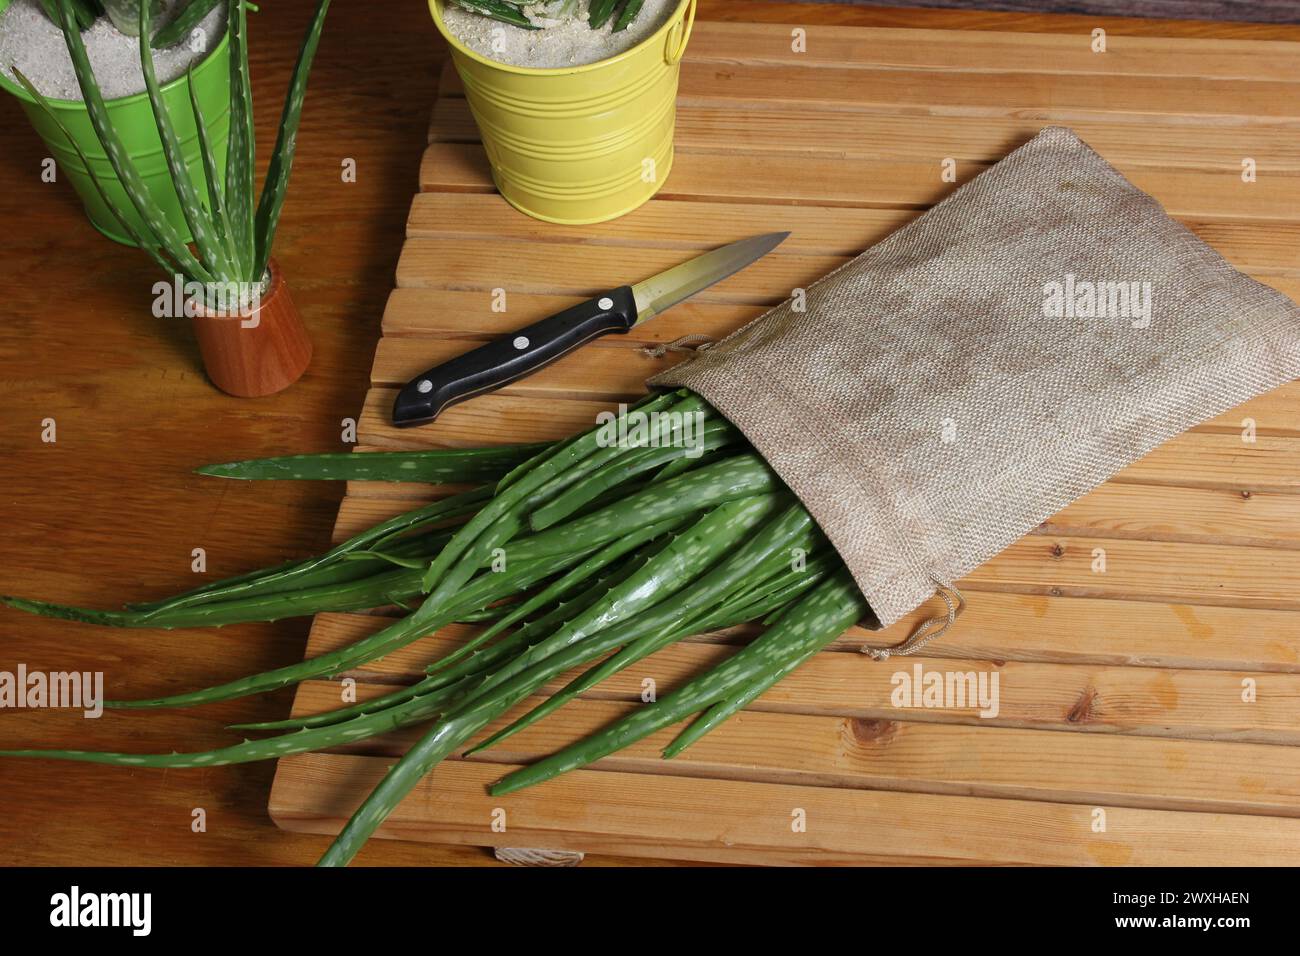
390,231 -> 790,428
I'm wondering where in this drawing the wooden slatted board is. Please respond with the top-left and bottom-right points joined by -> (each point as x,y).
268,20 -> 1300,865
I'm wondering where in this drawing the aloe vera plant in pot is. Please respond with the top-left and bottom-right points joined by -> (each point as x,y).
432,0 -> 696,224
0,0 -> 232,242
12,0 -> 331,397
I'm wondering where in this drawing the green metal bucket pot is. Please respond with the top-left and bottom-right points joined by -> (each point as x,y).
0,0 -> 231,246
429,0 -> 697,225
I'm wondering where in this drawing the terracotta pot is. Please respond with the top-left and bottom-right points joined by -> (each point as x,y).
190,259 -> 312,398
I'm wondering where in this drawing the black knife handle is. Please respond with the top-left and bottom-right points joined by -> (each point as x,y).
391,286 -> 638,428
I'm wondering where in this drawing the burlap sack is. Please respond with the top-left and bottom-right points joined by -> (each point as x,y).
652,126 -> 1300,645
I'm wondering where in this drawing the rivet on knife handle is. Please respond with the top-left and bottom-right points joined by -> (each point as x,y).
391,286 -> 638,428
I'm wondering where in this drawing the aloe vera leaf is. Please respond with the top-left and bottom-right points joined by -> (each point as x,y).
186,65 -> 241,275
195,443 -> 546,483
491,393 -> 675,496
316,600 -> 701,866
588,0 -> 620,29
151,0 -> 220,49
425,393 -> 706,594
498,453 -> 776,567
658,560 -> 845,760
470,553 -> 833,785
466,504 -> 818,754
316,499 -> 784,867
128,486 -> 488,615
421,545 -> 654,682
488,570 -> 868,797
662,661 -> 786,760
252,0 -> 330,277
100,543 -> 600,710
2,563 -> 421,630
239,543 -> 656,736
466,495 -> 784,707
415,391 -> 682,598
429,514 -> 687,679
227,672 -> 474,733
40,0 -> 97,31
50,0 -> 213,282
613,0 -> 644,31
136,1 -> 231,278
452,0 -> 536,29
224,0 -> 256,276
0,676 -> 459,769
528,418 -> 738,531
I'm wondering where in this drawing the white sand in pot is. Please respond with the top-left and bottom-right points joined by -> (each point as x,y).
443,0 -> 680,69
0,0 -> 228,101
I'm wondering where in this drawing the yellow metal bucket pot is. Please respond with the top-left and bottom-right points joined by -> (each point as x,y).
429,0 -> 697,224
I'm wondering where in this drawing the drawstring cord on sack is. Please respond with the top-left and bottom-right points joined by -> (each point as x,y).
639,335 -> 717,359
862,581 -> 965,661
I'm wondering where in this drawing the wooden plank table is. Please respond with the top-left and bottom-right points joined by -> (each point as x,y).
265,19 -> 1300,864
1,1 -> 1298,868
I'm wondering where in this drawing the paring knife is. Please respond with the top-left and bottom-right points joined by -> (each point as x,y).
390,231 -> 790,427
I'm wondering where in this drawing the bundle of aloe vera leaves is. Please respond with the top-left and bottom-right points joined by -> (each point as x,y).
2,391 -> 869,866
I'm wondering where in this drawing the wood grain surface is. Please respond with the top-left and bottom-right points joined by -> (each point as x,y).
2,1 -> 1298,868
275,14 -> 1300,863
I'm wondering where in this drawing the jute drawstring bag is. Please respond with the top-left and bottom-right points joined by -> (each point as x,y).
652,126 -> 1300,656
